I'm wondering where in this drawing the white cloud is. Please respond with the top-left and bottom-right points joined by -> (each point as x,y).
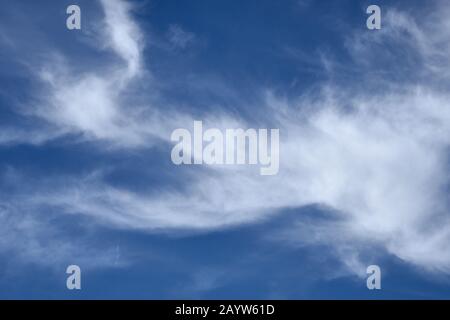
31,83 -> 450,274
99,0 -> 143,78
167,24 -> 195,49
17,0 -> 177,148
0,199 -> 121,270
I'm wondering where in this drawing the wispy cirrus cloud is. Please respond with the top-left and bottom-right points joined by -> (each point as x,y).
167,24 -> 196,50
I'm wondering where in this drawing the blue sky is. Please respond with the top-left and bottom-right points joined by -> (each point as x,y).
0,0 -> 450,299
